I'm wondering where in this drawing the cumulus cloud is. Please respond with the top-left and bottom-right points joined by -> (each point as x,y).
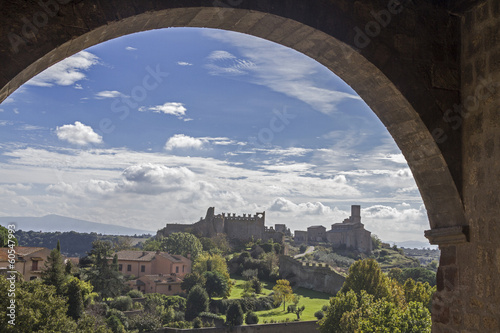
95,90 -> 124,99
139,102 -> 187,119
56,121 -> 102,146
121,163 -> 197,194
269,197 -> 332,215
27,51 -> 99,87
164,134 -> 207,151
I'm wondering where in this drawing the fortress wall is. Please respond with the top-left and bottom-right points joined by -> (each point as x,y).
225,218 -> 264,241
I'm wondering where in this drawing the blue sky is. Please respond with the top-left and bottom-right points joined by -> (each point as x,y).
0,28 -> 430,243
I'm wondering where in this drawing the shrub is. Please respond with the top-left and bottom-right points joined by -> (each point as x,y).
193,317 -> 203,328
110,296 -> 133,312
250,276 -> 262,294
107,315 -> 126,333
245,311 -> 259,325
127,289 -> 144,298
322,304 -> 328,312
106,309 -> 129,329
128,312 -> 162,332
314,310 -> 324,320
226,303 -> 244,327
167,321 -> 192,329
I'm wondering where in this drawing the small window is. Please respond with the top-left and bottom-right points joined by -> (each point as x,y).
127,264 -> 132,272
182,265 -> 185,273
141,265 -> 145,273
31,260 -> 38,271
118,264 -> 122,271
168,285 -> 172,291
175,266 -> 179,273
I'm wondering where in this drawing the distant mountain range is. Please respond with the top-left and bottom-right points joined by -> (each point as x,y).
387,240 -> 438,250
0,214 -> 154,236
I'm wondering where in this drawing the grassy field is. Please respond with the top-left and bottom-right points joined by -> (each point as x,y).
223,275 -> 332,322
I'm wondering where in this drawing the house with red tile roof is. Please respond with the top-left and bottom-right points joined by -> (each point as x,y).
0,247 -> 53,281
115,250 -> 191,295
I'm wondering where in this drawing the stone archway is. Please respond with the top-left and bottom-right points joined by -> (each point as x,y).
3,1 -> 499,331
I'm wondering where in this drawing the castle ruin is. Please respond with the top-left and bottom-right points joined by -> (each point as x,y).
294,205 -> 372,253
158,207 -> 285,243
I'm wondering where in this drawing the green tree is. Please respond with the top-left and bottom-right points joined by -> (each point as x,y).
142,236 -> 163,251
66,277 -> 84,320
86,240 -> 123,299
76,313 -> 113,333
403,278 -> 435,311
226,302 -> 244,327
318,289 -> 363,333
180,272 -> 206,293
193,252 -> 228,274
388,267 -> 404,284
340,259 -> 391,300
202,270 -> 229,300
0,277 -> 77,332
185,285 -> 209,321
163,232 -> 203,259
272,279 -> 294,311
42,246 -> 67,295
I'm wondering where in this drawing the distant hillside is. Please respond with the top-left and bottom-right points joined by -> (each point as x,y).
0,214 -> 154,235
389,240 -> 438,250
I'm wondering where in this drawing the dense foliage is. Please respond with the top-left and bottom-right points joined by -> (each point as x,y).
319,259 -> 434,333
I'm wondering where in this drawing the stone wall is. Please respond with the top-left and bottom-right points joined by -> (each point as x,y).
225,218 -> 265,242
430,1 -> 500,331
279,255 -> 344,295
155,321 -> 318,333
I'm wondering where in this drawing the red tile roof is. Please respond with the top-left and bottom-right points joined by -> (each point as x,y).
114,250 -> 189,263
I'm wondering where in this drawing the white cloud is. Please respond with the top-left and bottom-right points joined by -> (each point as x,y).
0,120 -> 13,126
55,121 -> 103,146
125,46 -> 137,51
207,50 -> 236,60
95,90 -> 124,99
0,109 -> 4,113
74,84 -> 83,90
177,61 -> 192,66
2,97 -> 14,104
13,108 -> 19,114
203,31 -> 361,114
18,124 -> 44,131
26,51 -> 99,87
165,134 -> 207,151
139,102 -> 187,119
121,163 -> 197,194
269,197 -> 332,215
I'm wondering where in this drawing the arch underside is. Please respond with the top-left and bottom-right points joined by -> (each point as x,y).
0,3 -> 467,236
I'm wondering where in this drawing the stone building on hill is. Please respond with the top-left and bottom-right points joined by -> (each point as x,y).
158,207 -> 286,244
294,205 -> 372,253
